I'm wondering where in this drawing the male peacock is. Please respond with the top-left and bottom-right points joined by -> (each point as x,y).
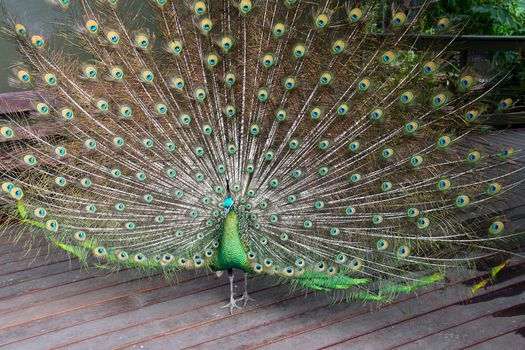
0,0 -> 524,314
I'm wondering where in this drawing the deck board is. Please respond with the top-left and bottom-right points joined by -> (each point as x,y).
0,245 -> 523,350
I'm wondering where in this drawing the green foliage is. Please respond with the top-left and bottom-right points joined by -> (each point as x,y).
425,0 -> 525,35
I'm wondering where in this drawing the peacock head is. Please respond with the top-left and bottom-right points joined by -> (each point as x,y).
223,197 -> 234,213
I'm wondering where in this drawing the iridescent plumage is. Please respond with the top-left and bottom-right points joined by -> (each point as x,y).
0,0 -> 523,314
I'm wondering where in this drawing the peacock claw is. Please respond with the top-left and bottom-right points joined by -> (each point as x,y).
220,296 -> 242,314
237,292 -> 255,307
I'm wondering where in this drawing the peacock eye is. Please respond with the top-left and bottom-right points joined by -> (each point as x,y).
107,31 -> 120,44
292,169 -> 302,178
46,220 -> 58,232
239,0 -> 252,14
405,121 -> 419,134
80,178 -> 92,187
195,87 -> 207,100
466,150 -> 481,163
397,246 -> 410,258
1,182 -> 14,193
59,108 -> 74,120
392,12 -> 407,26
348,141 -> 360,153
139,70 -> 154,83
314,13 -> 329,28
261,53 -> 275,68
407,208 -> 420,218
292,44 -> 306,58
96,99 -> 109,111
273,23 -> 286,38
410,155 -> 423,167
10,187 -> 23,199
377,239 -> 389,251
464,109 -> 479,123
200,18 -> 213,33
36,103 -> 49,115
193,172 -> 206,182
168,39 -> 183,55
23,154 -> 37,166
332,39 -> 346,54
350,174 -> 361,183
289,139 -> 300,149
310,107 -> 322,120
489,221 -> 504,235
283,76 -> 296,90
54,146 -> 67,157
272,109 -> 286,122
423,61 -> 438,75
432,93 -> 448,107
193,1 -> 207,14
86,20 -> 99,33
381,51 -> 396,64
418,217 -> 430,229
499,98 -> 513,110
44,73 -> 57,86
201,127 -> 214,139
348,8 -> 363,23
437,18 -> 450,30
400,91 -> 414,104
120,106 -> 133,118
15,24 -> 27,36
257,88 -> 269,101
31,35 -> 45,48
55,177 -> 67,187
319,71 -> 333,85
1,127 -> 14,139
17,70 -> 31,83
382,147 -> 394,158
372,215 -> 383,224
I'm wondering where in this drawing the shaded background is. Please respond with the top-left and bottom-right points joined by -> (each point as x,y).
0,0 -> 65,93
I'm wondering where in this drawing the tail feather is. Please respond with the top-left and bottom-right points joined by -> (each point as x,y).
0,0 -> 523,301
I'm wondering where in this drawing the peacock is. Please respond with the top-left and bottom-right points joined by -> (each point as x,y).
0,0 -> 524,314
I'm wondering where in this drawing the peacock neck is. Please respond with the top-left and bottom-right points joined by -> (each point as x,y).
217,210 -> 249,271
222,210 -> 240,241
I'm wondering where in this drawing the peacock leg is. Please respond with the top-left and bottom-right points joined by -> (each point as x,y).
220,269 -> 241,314
237,272 -> 255,307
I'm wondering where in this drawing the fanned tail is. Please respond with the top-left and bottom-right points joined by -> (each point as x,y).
0,0 -> 523,300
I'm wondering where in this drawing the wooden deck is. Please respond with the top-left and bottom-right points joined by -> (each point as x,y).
0,229 -> 523,350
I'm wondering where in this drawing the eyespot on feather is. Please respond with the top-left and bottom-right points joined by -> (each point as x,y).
17,70 -> 31,83
348,8 -> 363,23
392,12 -> 407,26
15,24 -> 27,36
31,35 -> 45,48
86,20 -> 99,34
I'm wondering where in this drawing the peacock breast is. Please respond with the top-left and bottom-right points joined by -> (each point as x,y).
216,210 -> 250,271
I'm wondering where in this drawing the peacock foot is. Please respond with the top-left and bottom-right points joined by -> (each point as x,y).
220,295 -> 242,314
237,291 -> 255,307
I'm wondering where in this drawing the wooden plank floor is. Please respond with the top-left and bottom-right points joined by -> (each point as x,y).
0,231 -> 523,350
